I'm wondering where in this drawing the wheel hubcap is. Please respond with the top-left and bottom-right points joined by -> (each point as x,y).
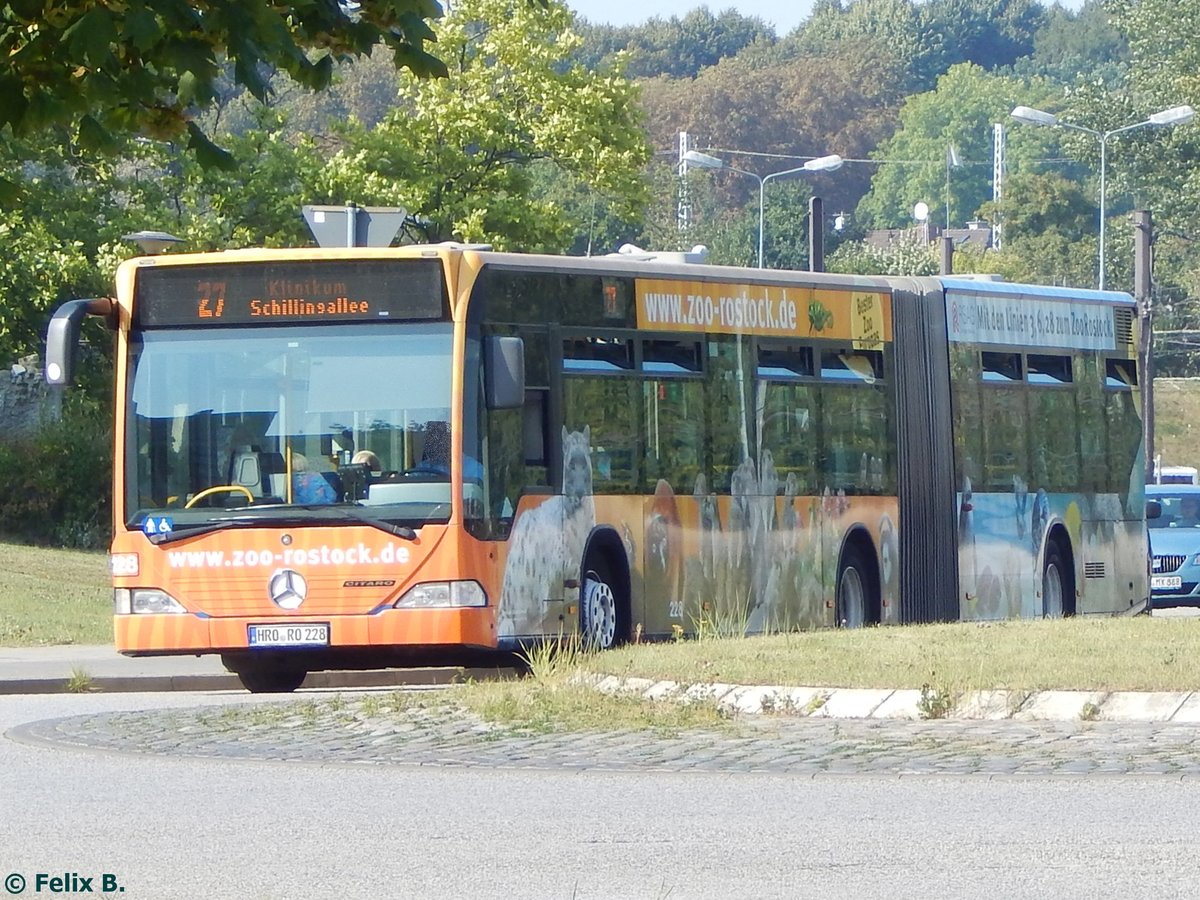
583,574 -> 617,649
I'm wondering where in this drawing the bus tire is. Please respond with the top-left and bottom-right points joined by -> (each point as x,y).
226,658 -> 307,693
581,556 -> 621,651
1042,540 -> 1069,619
836,544 -> 871,628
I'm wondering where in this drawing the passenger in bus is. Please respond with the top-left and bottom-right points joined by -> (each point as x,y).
1177,496 -> 1200,527
417,421 -> 484,480
290,452 -> 337,504
352,450 -> 382,474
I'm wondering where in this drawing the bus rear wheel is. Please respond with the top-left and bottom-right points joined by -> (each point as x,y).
1043,541 -> 1067,619
581,560 -> 619,651
836,546 -> 870,628
223,656 -> 307,693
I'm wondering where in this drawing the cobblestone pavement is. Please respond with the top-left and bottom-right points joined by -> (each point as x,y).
10,695 -> 1200,777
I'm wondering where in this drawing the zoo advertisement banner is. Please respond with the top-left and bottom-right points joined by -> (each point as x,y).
635,279 -> 892,347
945,291 -> 1121,351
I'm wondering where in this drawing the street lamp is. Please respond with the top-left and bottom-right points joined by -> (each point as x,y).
683,150 -> 843,268
1010,104 -> 1195,290
121,230 -> 184,254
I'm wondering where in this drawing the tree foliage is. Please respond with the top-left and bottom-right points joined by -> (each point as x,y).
825,237 -> 939,276
573,8 -> 775,79
0,0 -> 447,168
640,48 -> 904,218
796,0 -> 945,92
318,0 -> 650,251
855,64 -> 1056,229
1012,0 -> 1128,86
1108,0 -> 1200,298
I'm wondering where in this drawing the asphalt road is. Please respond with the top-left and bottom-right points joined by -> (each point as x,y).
4,690 -> 1200,900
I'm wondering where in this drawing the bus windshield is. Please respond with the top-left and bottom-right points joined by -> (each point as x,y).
126,322 -> 457,530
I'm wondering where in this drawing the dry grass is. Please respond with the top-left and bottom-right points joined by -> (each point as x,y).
588,616 -> 1200,694
453,636 -> 731,734
0,541 -> 111,646
1153,377 -> 1200,466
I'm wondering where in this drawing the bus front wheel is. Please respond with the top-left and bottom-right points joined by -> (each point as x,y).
223,656 -> 307,693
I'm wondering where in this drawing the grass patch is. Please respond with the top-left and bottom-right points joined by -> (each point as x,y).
65,666 -> 94,693
455,676 -> 729,736
584,617 -> 1200,694
0,541 -> 111,646
454,636 -> 730,735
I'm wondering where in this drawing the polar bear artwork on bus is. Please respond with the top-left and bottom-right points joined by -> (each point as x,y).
497,427 -> 595,639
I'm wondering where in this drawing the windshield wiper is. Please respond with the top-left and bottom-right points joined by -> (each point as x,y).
334,507 -> 418,541
147,515 -> 319,545
146,508 -> 417,545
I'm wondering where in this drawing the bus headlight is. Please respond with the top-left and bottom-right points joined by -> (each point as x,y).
110,553 -> 140,577
395,581 -> 487,609
115,588 -> 187,615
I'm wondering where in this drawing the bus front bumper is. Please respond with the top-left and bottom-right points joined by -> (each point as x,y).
114,606 -> 498,655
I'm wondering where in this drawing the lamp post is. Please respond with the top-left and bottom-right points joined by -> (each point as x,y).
1010,104 -> 1195,290
683,150 -> 843,268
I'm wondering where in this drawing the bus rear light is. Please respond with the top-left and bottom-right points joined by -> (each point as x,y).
110,553 -> 139,577
395,581 -> 487,609
114,588 -> 187,615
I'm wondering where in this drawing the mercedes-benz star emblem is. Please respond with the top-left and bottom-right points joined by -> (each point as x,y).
268,569 -> 308,610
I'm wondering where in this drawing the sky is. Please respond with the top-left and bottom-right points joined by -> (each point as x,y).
566,0 -> 812,33
564,0 -> 1086,33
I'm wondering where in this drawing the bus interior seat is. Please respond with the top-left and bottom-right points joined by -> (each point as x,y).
231,448 -> 289,500
230,447 -> 263,496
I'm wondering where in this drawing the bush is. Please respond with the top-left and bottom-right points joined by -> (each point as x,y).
0,401 -> 111,548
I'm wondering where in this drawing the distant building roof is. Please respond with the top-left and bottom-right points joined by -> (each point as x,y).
866,221 -> 993,251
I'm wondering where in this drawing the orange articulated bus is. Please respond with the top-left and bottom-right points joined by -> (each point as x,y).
47,246 -> 1149,691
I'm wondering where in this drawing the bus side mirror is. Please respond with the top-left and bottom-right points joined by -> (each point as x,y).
1146,500 -> 1162,521
45,298 -> 114,385
485,335 -> 525,410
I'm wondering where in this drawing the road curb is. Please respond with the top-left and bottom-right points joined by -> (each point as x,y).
584,673 -> 1200,723
0,667 -> 505,695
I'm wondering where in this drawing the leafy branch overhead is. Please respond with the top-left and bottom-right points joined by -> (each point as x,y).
0,0 -> 449,165
320,0 -> 650,250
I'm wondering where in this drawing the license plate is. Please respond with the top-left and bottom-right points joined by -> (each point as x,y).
248,623 -> 330,647
1151,576 -> 1183,590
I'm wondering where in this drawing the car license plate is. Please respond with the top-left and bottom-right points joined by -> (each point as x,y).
248,623 -> 330,647
1151,576 -> 1183,590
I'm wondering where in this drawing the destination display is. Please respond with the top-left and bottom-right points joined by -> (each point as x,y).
133,259 -> 448,327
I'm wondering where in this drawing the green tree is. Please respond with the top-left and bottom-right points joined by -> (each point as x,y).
924,0 -> 1045,71
1108,0 -> 1200,297
855,64 -> 1055,229
1013,0 -> 1128,86
796,0 -> 948,92
979,171 -> 1094,246
0,210 -> 93,360
825,237 -> 939,275
0,1 -> 448,168
318,0 -> 650,251
639,48 -> 904,221
128,109 -> 323,250
573,8 -> 775,79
